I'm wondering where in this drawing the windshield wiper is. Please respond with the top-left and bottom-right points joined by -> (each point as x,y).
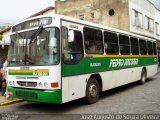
29,26 -> 43,43
23,26 -> 43,65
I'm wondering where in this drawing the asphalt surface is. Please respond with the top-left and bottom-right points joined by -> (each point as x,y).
0,71 -> 160,120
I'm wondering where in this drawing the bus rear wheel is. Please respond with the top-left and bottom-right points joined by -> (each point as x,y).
86,78 -> 100,104
140,69 -> 147,84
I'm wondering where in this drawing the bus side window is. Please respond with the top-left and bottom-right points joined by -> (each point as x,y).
62,26 -> 84,64
130,37 -> 139,55
153,42 -> 157,55
139,39 -> 147,55
119,34 -> 130,55
84,27 -> 103,54
104,31 -> 119,54
147,41 -> 153,55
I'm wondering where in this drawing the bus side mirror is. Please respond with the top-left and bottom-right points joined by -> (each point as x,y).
49,37 -> 57,47
68,30 -> 74,42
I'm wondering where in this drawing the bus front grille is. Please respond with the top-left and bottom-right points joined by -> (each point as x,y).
16,91 -> 37,99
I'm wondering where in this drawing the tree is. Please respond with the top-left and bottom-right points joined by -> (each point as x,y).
0,34 -> 2,41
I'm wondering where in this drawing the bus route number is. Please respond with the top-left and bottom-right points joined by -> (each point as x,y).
33,72 -> 49,76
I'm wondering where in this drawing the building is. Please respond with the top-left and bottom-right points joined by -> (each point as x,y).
55,0 -> 160,45
0,27 -> 10,63
55,0 -> 130,31
129,0 -> 160,43
0,0 -> 160,50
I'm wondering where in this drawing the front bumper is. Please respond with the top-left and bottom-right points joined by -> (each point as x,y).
8,87 -> 62,104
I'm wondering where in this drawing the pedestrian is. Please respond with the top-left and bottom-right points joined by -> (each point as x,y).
1,58 -> 8,97
0,63 -> 3,92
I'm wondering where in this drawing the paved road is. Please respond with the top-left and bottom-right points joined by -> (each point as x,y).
0,72 -> 160,120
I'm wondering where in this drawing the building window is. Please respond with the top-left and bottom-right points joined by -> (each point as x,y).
108,9 -> 115,16
145,16 -> 154,32
155,22 -> 160,35
79,14 -> 84,20
91,12 -> 95,18
132,9 -> 143,28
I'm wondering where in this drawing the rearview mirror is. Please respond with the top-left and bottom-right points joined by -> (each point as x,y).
49,37 -> 57,47
68,30 -> 74,42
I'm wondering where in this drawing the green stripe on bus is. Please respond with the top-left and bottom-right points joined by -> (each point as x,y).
8,69 -> 49,76
62,56 -> 157,76
9,72 -> 33,75
8,72 -> 49,76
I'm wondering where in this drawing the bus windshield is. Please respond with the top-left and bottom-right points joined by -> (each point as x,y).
8,27 -> 60,66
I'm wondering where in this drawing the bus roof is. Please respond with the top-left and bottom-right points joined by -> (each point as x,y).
12,14 -> 156,42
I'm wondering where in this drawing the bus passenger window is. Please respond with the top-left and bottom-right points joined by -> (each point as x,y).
130,37 -> 139,55
104,31 -> 119,54
139,39 -> 147,55
153,42 -> 157,55
147,41 -> 153,55
62,26 -> 84,64
119,34 -> 130,55
84,27 -> 103,54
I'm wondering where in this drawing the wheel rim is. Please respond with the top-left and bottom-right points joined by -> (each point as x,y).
89,83 -> 98,98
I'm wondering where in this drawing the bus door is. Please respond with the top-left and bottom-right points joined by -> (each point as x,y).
61,22 -> 85,77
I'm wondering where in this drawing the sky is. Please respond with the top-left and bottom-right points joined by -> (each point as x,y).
0,0 -> 55,25
150,0 -> 160,9
0,0 -> 160,26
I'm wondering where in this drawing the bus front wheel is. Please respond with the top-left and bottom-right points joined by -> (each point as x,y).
140,69 -> 147,84
86,78 -> 100,104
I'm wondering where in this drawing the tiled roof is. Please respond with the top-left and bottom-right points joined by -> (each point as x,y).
28,6 -> 54,18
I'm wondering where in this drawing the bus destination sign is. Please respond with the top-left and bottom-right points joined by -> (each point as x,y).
12,17 -> 52,32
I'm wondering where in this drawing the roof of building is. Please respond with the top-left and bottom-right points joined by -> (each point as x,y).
0,27 -> 11,34
0,6 -> 54,34
28,6 -> 54,18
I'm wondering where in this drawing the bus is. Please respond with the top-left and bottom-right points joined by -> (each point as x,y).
7,14 -> 158,104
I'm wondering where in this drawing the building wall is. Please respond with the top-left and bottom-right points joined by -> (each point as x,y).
2,31 -> 10,45
129,0 -> 160,40
155,8 -> 160,40
55,0 -> 130,31
55,0 -> 160,42
35,9 -> 55,16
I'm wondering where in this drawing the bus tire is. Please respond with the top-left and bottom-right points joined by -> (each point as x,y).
140,69 -> 147,84
86,78 -> 100,104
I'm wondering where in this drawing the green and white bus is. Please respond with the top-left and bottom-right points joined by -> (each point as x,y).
7,14 -> 158,104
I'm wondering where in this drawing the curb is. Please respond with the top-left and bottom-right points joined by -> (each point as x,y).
0,99 -> 24,106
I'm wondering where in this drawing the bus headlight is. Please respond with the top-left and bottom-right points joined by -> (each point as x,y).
9,81 -> 12,85
44,82 -> 48,88
13,81 -> 15,86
